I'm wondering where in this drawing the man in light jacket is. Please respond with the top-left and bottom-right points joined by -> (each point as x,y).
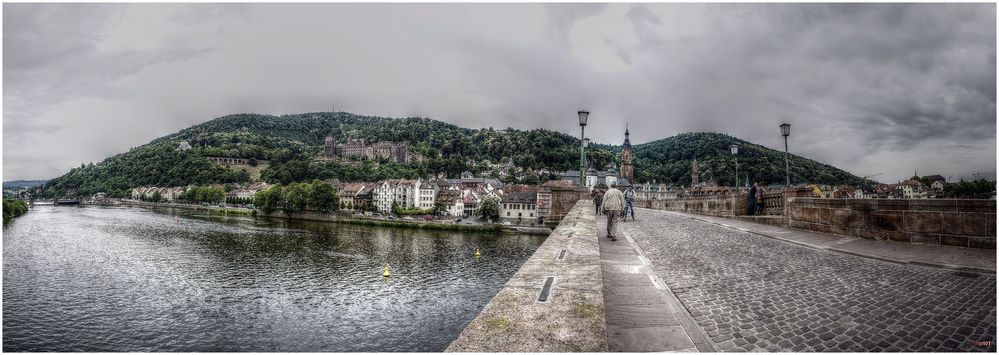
602,187 -> 625,241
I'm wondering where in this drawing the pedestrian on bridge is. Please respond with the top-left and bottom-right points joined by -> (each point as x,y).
591,184 -> 606,215
601,187 -> 625,241
755,183 -> 765,215
747,182 -> 758,215
624,186 -> 636,221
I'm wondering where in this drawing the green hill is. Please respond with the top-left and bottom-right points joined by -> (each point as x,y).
631,132 -> 862,187
35,112 -> 860,198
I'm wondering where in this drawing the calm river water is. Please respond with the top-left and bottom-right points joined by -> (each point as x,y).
3,205 -> 546,351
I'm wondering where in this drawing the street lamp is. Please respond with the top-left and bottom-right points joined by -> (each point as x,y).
780,123 -> 791,189
578,111 -> 589,187
730,144 -> 739,189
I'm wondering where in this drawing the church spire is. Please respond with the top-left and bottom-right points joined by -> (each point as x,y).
623,124 -> 632,149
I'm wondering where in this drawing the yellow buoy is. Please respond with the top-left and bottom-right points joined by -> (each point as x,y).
383,265 -> 391,277
475,248 -> 481,257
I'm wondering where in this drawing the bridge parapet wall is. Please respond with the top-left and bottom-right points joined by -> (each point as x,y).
788,198 -> 996,249
446,200 -> 607,352
638,194 -> 748,217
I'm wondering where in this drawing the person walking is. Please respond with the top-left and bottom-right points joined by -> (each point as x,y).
624,186 -> 636,221
591,184 -> 606,215
755,183 -> 765,215
747,182 -> 758,215
602,187 -> 625,241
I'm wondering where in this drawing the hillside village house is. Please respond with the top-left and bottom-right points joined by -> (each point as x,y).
417,182 -> 438,210
634,182 -> 676,200
337,183 -> 367,209
373,179 -> 403,212
898,180 -> 930,199
436,189 -> 464,217
500,192 -> 539,225
396,180 -> 420,209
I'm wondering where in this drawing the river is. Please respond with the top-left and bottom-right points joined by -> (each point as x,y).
3,205 -> 546,351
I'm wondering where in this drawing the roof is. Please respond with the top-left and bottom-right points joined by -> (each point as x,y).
338,183 -> 366,195
623,126 -> 631,149
503,184 -> 540,193
501,192 -> 538,204
542,180 -> 575,187
436,189 -> 462,203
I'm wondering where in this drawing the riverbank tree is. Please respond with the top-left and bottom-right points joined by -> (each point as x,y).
254,180 -> 339,214
3,197 -> 28,223
476,195 -> 500,222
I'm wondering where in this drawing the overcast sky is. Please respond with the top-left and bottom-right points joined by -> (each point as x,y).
3,3 -> 996,183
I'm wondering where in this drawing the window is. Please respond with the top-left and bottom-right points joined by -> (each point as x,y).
506,212 -> 510,216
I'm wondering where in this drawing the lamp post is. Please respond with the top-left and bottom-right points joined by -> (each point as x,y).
780,123 -> 791,189
578,111 -> 589,187
730,144 -> 739,189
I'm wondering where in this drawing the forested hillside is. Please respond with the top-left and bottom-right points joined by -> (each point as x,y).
35,112 -> 860,198
632,132 -> 863,187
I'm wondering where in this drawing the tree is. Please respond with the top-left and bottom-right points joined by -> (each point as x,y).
283,182 -> 311,212
3,197 -> 28,223
309,180 -> 339,212
254,184 -> 283,213
476,195 -> 500,222
432,201 -> 447,216
391,201 -> 400,215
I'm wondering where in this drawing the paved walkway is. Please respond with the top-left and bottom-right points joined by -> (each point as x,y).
664,209 -> 996,273
621,208 -> 996,352
597,213 -> 711,352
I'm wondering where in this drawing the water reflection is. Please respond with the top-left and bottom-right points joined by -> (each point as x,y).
3,206 -> 545,352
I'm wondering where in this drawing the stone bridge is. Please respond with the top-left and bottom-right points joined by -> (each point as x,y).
448,198 -> 996,352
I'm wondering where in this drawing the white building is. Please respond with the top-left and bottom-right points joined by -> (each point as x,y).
417,181 -> 438,210
373,179 -> 402,212
499,192 -> 539,225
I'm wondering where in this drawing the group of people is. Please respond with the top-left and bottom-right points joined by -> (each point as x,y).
747,182 -> 766,215
591,184 -> 636,241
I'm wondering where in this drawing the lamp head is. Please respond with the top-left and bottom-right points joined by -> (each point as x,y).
779,123 -> 791,137
730,144 -> 739,155
578,111 -> 589,126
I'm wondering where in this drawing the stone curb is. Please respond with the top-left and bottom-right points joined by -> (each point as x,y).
660,210 -> 996,275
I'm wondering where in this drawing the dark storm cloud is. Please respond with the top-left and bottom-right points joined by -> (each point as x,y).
2,3 -> 995,183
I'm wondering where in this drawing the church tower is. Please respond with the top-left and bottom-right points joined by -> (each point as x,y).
620,125 -> 634,183
691,158 -> 700,185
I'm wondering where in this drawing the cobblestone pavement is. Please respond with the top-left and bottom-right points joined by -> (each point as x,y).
621,209 -> 997,352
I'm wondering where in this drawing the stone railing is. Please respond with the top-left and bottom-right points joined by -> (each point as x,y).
787,198 -> 996,249
638,193 -> 746,217
446,200 -> 607,352
760,192 -> 784,215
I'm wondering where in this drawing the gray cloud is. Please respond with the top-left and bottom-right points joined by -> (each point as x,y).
2,3 -> 995,183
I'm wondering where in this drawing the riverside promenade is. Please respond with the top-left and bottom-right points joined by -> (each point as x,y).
449,202 -> 996,352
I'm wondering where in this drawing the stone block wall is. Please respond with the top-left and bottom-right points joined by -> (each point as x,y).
640,194 -> 749,217
787,198 -> 996,249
